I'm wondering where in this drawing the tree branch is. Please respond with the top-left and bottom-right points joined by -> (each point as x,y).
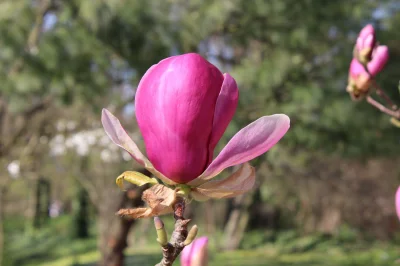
371,80 -> 398,111
155,198 -> 190,266
0,96 -> 52,157
366,96 -> 400,119
9,0 -> 54,76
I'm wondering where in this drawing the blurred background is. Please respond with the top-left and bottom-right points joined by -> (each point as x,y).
1,0 -> 400,265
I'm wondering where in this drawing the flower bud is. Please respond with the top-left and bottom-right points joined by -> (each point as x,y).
181,236 -> 208,266
354,24 -> 376,64
395,186 -> 400,221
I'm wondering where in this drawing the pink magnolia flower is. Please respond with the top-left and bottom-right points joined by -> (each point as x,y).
181,236 -> 208,266
396,186 -> 400,221
102,53 -> 290,200
354,24 -> 376,63
347,46 -> 389,94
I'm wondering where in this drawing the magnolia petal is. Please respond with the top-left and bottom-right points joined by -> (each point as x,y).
189,114 -> 289,186
191,190 -> 212,202
192,163 -> 255,199
181,236 -> 209,266
367,45 -> 389,76
208,73 -> 239,162
396,186 -> 400,221
135,54 -> 224,183
101,109 -> 175,185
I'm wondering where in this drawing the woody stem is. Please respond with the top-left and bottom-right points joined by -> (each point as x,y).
155,198 -> 189,266
366,95 -> 400,119
371,80 -> 398,110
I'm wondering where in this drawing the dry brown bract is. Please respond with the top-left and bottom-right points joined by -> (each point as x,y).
117,184 -> 177,219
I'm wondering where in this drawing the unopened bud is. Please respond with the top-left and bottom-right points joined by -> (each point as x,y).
154,217 -> 168,246
367,45 -> 389,76
181,236 -> 209,266
354,24 -> 376,63
183,225 -> 198,246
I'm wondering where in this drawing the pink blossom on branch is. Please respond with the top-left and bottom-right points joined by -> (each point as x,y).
181,236 -> 209,266
354,24 -> 376,63
368,45 -> 389,76
396,186 -> 400,221
347,46 -> 389,96
102,53 -> 290,200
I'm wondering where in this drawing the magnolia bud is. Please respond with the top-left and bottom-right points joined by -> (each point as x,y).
181,236 -> 209,266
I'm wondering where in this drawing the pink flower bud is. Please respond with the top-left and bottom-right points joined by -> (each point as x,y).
102,53 -> 290,188
396,186 -> 400,221
367,45 -> 389,76
348,58 -> 371,92
348,45 -> 389,94
181,236 -> 209,266
355,24 -> 376,60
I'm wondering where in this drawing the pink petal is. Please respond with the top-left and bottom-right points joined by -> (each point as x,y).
348,58 -> 371,91
192,163 -> 255,199
367,45 -> 389,76
349,58 -> 368,79
364,34 -> 375,50
208,73 -> 239,163
101,109 -> 175,185
135,53 -> 224,183
356,24 -> 375,51
181,237 -> 209,266
189,114 -> 290,186
359,24 -> 374,39
396,186 -> 400,221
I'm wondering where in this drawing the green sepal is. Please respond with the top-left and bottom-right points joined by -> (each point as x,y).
176,184 -> 191,198
116,171 -> 158,190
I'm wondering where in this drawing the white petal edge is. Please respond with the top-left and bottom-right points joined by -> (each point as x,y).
191,163 -> 255,200
101,109 -> 176,185
188,114 -> 290,186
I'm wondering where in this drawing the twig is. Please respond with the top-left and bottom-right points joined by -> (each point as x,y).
358,59 -> 398,111
366,96 -> 400,119
155,198 -> 197,266
371,80 -> 398,110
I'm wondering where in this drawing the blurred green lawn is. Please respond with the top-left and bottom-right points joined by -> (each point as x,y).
5,216 -> 400,266
22,243 -> 400,266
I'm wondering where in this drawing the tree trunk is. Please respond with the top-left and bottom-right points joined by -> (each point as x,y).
97,170 -> 149,266
33,178 -> 50,228
0,186 -> 6,266
101,215 -> 135,266
72,185 -> 90,239
221,192 -> 254,250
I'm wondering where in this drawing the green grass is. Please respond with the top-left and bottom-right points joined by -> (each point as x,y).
23,243 -> 400,266
5,216 -> 400,266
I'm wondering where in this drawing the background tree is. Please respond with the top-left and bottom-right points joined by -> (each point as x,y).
1,0 -> 400,265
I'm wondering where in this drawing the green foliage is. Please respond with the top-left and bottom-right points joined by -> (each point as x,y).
2,0 -> 400,265
5,216 -> 400,266
5,215 -> 96,266
1,0 -> 398,158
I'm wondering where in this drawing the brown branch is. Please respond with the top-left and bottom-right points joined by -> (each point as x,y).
156,198 -> 190,266
8,0 -> 54,76
358,59 -> 399,111
371,80 -> 398,111
0,96 -> 53,157
366,96 -> 400,119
